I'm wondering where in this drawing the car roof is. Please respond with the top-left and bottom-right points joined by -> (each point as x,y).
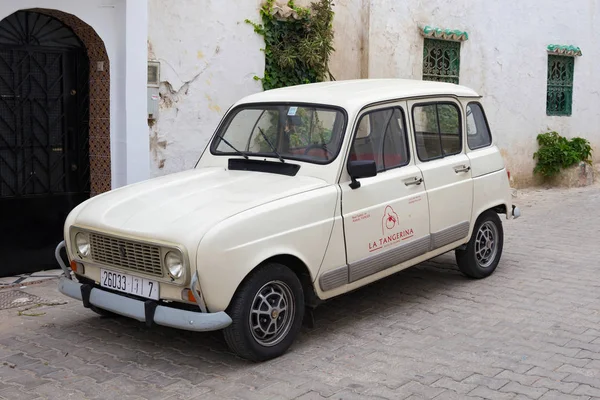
235,79 -> 481,110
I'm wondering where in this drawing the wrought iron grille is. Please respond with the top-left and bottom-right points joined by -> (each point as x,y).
546,55 -> 574,116
0,11 -> 90,199
423,39 -> 461,84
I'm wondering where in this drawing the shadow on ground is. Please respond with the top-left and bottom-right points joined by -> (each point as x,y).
35,253 -> 470,371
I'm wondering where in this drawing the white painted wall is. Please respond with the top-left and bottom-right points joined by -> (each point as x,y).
367,0 -> 600,186
147,0 -> 369,176
147,0 -> 264,175
148,0 -> 599,186
123,0 -> 150,186
0,0 -> 149,188
328,0 -> 367,80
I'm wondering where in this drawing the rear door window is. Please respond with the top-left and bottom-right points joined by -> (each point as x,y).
412,102 -> 462,161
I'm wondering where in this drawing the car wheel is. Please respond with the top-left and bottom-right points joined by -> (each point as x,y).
455,210 -> 504,279
223,263 -> 305,362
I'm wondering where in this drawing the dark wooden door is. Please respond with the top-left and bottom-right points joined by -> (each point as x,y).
0,11 -> 90,276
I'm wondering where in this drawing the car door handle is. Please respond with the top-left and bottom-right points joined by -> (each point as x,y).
404,177 -> 423,186
454,165 -> 471,173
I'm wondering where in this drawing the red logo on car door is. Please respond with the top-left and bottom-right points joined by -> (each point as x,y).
382,205 -> 399,234
369,205 -> 414,253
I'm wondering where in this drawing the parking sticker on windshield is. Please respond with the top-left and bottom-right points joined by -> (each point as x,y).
287,107 -> 298,116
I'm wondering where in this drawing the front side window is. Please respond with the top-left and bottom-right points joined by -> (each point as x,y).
466,103 -> 492,149
211,104 -> 346,164
413,103 -> 462,161
547,55 -> 574,116
349,108 -> 409,172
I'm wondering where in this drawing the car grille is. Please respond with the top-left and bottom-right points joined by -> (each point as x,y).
89,233 -> 163,277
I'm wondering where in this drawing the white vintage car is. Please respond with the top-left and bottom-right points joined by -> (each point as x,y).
56,79 -> 520,361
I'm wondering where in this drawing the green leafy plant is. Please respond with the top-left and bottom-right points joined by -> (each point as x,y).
533,131 -> 592,177
246,0 -> 335,90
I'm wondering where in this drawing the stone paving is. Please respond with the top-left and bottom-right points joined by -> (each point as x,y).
1,185 -> 600,400
0,269 -> 63,290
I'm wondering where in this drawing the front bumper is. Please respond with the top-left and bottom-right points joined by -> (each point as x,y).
55,242 -> 231,332
58,277 -> 232,331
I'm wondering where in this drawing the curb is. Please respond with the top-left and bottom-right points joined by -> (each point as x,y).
0,276 -> 60,291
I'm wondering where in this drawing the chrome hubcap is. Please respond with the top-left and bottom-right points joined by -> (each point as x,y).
249,280 -> 295,347
475,221 -> 498,268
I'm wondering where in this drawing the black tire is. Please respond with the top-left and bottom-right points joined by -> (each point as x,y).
455,210 -> 504,279
223,263 -> 305,362
89,305 -> 118,318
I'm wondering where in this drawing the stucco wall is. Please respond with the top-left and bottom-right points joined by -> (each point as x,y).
328,0 -> 366,80
148,0 -> 367,176
147,0 -> 265,175
368,0 -> 600,186
149,0 -> 600,186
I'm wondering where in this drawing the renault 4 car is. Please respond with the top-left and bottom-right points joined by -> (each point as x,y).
56,79 -> 520,361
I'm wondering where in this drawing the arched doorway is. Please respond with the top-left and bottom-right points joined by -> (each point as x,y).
0,10 -> 93,275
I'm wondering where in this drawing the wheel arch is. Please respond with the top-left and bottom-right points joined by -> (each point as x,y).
468,202 -> 508,239
474,201 -> 510,222
491,204 -> 507,215
226,254 -> 321,311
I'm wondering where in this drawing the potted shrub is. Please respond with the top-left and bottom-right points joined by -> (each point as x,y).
533,131 -> 594,187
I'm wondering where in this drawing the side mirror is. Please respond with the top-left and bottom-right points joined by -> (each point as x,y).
348,160 -> 377,189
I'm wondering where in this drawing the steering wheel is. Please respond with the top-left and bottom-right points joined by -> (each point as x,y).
303,144 -> 333,157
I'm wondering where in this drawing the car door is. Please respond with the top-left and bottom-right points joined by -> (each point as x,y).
408,99 -> 474,251
339,104 -> 431,284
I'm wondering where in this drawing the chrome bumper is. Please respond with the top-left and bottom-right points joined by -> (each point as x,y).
58,277 -> 232,332
55,241 -> 231,332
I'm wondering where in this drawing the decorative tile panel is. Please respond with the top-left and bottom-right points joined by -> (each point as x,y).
419,25 -> 469,42
547,44 -> 582,57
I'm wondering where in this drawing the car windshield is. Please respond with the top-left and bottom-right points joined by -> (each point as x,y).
211,104 -> 346,164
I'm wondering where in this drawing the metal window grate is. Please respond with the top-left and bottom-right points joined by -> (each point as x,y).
547,55 -> 574,116
422,39 -> 461,84
90,233 -> 163,277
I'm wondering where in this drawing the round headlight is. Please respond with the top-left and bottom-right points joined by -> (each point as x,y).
165,251 -> 184,279
75,233 -> 90,257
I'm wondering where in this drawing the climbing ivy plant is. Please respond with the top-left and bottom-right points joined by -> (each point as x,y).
246,0 -> 335,90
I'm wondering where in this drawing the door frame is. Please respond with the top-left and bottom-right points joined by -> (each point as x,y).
318,100 -> 432,296
406,96 -> 474,255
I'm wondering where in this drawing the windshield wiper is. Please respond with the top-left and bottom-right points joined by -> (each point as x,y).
257,127 -> 285,163
216,134 -> 248,159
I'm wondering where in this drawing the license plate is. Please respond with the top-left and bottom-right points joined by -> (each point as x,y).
100,269 -> 159,300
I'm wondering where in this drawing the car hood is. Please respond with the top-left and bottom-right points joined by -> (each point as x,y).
71,167 -> 327,242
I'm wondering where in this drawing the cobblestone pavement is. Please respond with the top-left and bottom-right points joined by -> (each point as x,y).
0,269 -> 62,289
1,185 -> 600,400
